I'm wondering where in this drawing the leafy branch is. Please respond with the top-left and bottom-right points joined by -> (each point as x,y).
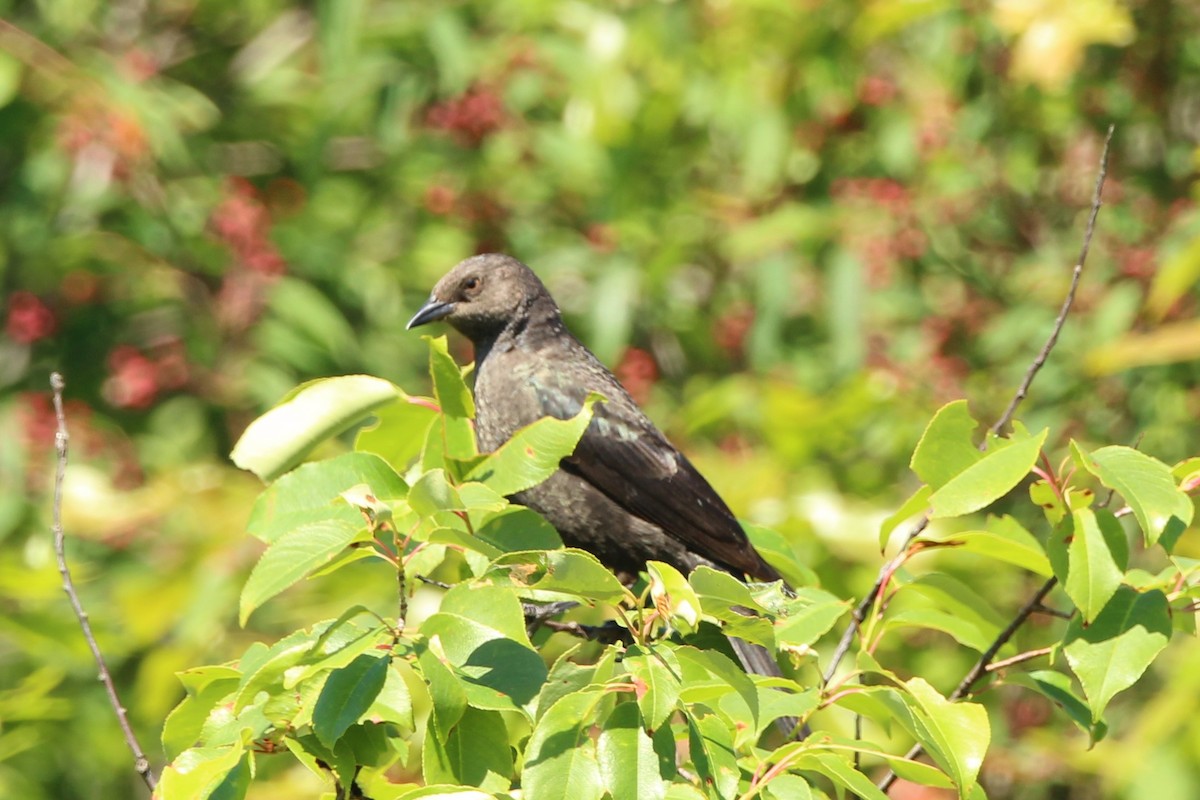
823,126 -> 1114,690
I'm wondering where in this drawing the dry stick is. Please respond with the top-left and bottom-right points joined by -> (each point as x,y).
822,125 -> 1114,690
50,373 -> 158,792
874,124 -> 1115,794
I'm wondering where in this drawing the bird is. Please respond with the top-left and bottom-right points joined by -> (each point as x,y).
407,253 -> 794,708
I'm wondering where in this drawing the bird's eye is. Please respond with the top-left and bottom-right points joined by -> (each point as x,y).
463,277 -> 481,294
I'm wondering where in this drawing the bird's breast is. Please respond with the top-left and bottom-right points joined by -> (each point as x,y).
473,347 -> 547,453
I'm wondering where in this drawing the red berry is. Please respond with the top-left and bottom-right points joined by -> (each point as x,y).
5,292 -> 56,343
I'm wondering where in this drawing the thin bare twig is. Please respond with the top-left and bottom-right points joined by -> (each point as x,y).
822,516 -> 929,684
822,126 -> 1115,690
986,645 -> 1055,673
990,125 -> 1115,437
875,125 -> 1115,794
50,373 -> 157,791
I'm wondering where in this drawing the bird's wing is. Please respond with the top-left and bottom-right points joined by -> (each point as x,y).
532,367 -> 780,582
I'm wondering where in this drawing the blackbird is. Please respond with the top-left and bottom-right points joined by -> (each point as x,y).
408,254 -> 792,694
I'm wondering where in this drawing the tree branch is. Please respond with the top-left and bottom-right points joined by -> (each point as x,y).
822,126 -> 1114,689
873,125 -> 1115,794
990,125 -> 1115,437
50,373 -> 158,792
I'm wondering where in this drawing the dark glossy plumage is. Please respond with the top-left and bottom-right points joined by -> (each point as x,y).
407,253 -> 782,584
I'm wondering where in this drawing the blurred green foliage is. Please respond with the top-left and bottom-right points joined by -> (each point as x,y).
1,0 -> 1199,798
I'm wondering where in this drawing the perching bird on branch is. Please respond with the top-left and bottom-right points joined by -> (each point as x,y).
408,253 -> 791,688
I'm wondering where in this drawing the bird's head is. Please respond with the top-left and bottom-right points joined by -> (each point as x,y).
406,253 -> 558,342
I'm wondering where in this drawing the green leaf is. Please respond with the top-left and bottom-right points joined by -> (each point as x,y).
367,661 -> 416,731
422,409 -> 478,471
918,514 -> 1052,576
287,612 -> 390,686
762,774 -> 814,800
246,452 -> 407,544
901,573 -> 1007,630
162,673 -> 240,760
1064,587 -> 1172,721
1030,479 -> 1067,525
239,518 -> 365,625
397,788 -> 497,800
231,375 -> 400,481
417,640 -> 467,731
675,647 -> 759,729
910,400 -> 982,488
465,394 -> 602,496
884,608 -> 993,653
903,677 -> 989,798
689,566 -> 770,617
623,646 -> 683,731
929,427 -> 1048,518
158,745 -> 247,800
882,751 -> 956,789
879,485 -> 933,549
426,335 -> 475,419
407,469 -> 464,518
231,632 -> 316,712
1007,671 -> 1107,744
774,587 -> 850,648
793,750 -> 891,800
439,582 -> 533,644
537,646 -> 597,722
422,706 -> 514,791
475,507 -> 563,553
598,702 -> 666,800
523,690 -> 606,800
490,549 -> 630,603
743,522 -> 820,587
647,561 -> 701,631
1075,444 -> 1194,547
313,653 -> 390,749
421,584 -> 547,712
354,395 -> 440,471
684,705 -> 739,800
737,681 -> 818,739
1064,508 -> 1125,622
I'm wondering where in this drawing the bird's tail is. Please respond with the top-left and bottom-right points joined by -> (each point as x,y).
728,636 -> 807,740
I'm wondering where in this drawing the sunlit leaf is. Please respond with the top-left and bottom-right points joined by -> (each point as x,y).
910,400 -> 983,488
313,653 -> 390,748
902,677 -> 989,798
422,706 -> 514,792
920,514 -> 1052,576
1063,508 -> 1125,622
1075,444 -> 1194,547
239,518 -> 365,625
597,702 -> 665,800
426,335 -> 474,419
1064,587 -> 1172,721
157,745 -> 247,800
490,548 -> 629,603
523,690 -> 606,800
465,394 -> 601,496
929,427 -> 1047,518
623,645 -> 682,731
232,375 -> 400,481
245,452 -> 407,543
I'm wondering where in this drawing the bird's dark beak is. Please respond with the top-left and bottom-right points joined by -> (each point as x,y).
406,296 -> 455,330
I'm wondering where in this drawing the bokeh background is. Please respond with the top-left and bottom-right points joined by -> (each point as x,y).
2,1 -> 1199,798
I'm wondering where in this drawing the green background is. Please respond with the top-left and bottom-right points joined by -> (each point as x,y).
2,1 -> 1199,797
